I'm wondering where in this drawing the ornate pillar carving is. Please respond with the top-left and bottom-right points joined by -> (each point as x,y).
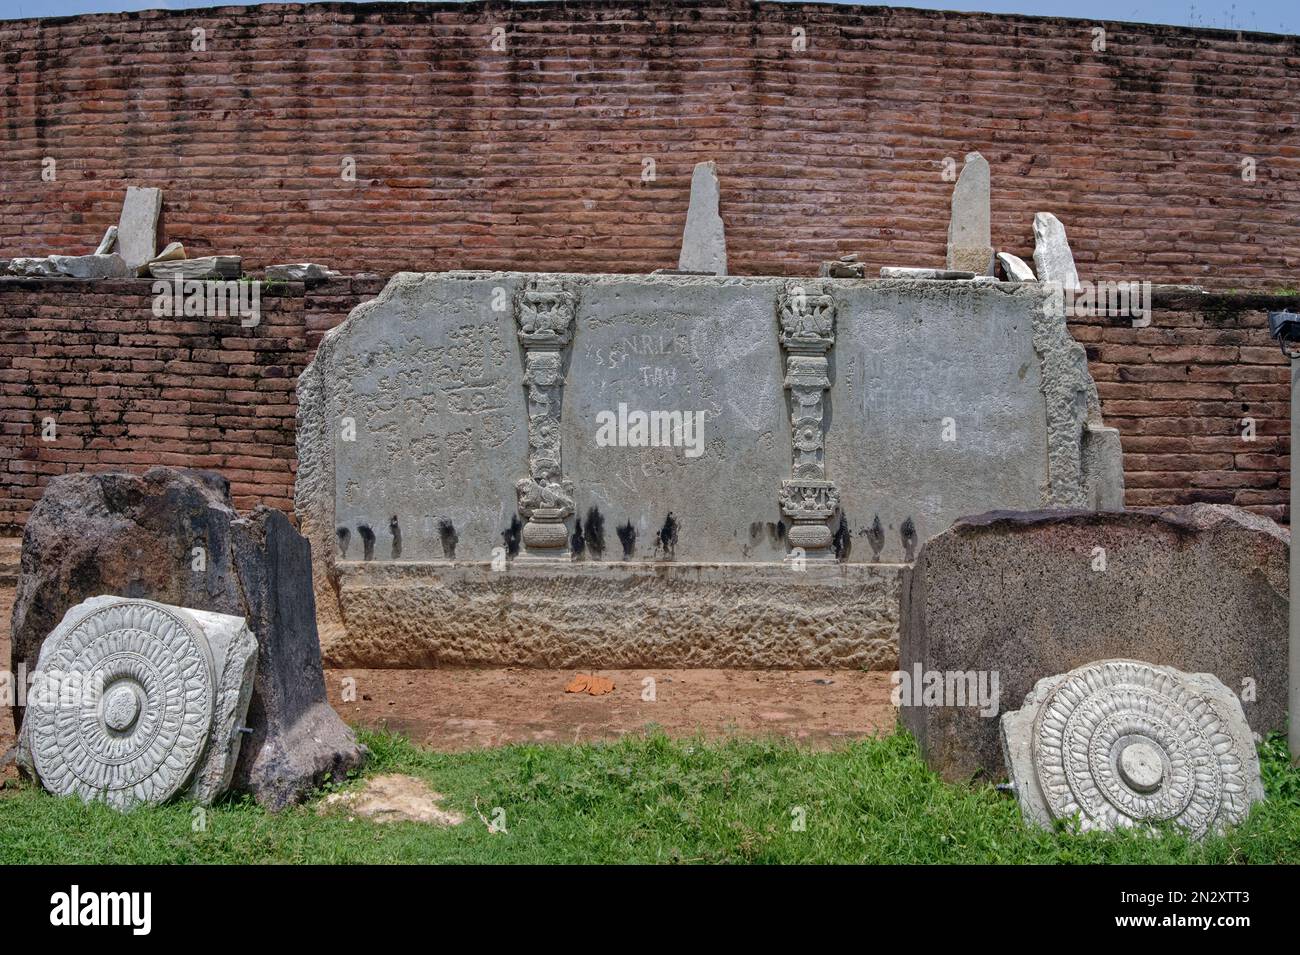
515,280 -> 576,559
778,282 -> 839,558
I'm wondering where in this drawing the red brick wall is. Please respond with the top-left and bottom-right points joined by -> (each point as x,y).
0,2 -> 1297,288
0,279 -> 1291,532
0,276 -> 381,531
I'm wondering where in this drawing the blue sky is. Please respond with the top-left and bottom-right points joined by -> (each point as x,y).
1,0 -> 1296,35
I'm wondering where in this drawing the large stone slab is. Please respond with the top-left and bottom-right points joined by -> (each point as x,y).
677,161 -> 727,275
900,505 -> 1288,782
115,186 -> 163,271
1000,659 -> 1263,837
945,152 -> 993,275
1032,212 -> 1080,291
18,595 -> 256,810
298,270 -> 1121,666
10,467 -> 366,810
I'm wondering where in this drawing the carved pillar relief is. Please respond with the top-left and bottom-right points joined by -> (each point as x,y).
515,280 -> 576,558
778,283 -> 839,556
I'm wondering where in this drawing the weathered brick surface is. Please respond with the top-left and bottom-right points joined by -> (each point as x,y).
0,2 -> 1296,287
0,279 -> 1292,531
0,277 -> 379,531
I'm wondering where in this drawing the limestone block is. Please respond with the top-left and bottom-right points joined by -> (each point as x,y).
48,253 -> 131,279
901,505 -> 1288,782
1000,659 -> 1264,837
677,161 -> 727,275
115,186 -> 163,271
879,267 -> 975,280
148,256 -> 241,280
996,251 -> 1035,282
93,226 -> 118,255
1032,212 -> 1080,291
265,262 -> 340,282
946,152 -> 994,275
18,595 -> 256,810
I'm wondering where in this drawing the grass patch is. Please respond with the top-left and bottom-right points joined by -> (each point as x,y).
1,728 -> 1297,864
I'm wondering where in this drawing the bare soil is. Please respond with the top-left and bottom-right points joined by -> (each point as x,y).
1,582 -> 896,762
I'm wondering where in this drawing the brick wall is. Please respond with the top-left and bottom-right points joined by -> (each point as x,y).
0,276 -> 381,531
0,278 -> 1291,532
0,2 -> 1297,288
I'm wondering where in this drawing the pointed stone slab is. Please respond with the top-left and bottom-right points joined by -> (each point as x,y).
115,186 -> 163,271
946,152 -> 993,275
93,225 -> 118,255
1032,212 -> 1080,291
996,251 -> 1036,282
677,161 -> 727,275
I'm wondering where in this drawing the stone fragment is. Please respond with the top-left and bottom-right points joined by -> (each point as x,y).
317,774 -> 464,826
147,241 -> 185,263
879,267 -> 976,280
996,251 -> 1035,282
6,257 -> 58,276
265,262 -> 340,282
93,225 -> 118,255
148,255 -> 241,280
677,161 -> 727,275
1032,212 -> 1080,290
820,255 -> 865,278
115,186 -> 163,271
18,595 -> 256,811
10,467 -> 367,810
946,152 -> 994,274
900,504 -> 1287,782
1001,659 -> 1263,837
48,253 -> 131,279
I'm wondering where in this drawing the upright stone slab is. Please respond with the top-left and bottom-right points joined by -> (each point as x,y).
115,186 -> 163,271
900,505 -> 1289,782
297,271 -> 1122,667
19,595 -> 257,810
945,152 -> 993,275
10,468 -> 366,810
677,161 -> 727,275
1032,212 -> 1080,291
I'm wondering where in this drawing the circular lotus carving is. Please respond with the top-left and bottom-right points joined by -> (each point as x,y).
26,599 -> 216,811
1030,659 -> 1253,837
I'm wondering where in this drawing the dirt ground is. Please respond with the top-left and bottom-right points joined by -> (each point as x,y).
1,583 -> 896,761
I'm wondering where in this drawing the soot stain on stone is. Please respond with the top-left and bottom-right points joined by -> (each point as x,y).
764,520 -> 787,544
749,521 -> 763,542
656,512 -> 679,559
616,521 -> 637,560
832,513 -> 851,562
571,516 -> 586,557
438,518 -> 458,559
336,526 -> 350,559
358,524 -> 375,561
864,514 -> 884,561
502,515 -> 522,557
901,516 -> 917,562
389,515 -> 402,559
584,506 -> 605,558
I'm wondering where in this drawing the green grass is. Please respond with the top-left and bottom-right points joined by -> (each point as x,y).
2,728 -> 1297,864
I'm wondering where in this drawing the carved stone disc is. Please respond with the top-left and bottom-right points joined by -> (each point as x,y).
27,599 -> 216,810
1030,660 -> 1249,837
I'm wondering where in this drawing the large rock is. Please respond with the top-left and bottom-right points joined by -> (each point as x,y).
10,467 -> 367,809
900,504 -> 1288,782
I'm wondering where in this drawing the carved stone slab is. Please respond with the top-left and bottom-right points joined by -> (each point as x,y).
1001,659 -> 1264,837
19,595 -> 257,811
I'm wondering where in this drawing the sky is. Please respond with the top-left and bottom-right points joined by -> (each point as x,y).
0,0 -> 1296,35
